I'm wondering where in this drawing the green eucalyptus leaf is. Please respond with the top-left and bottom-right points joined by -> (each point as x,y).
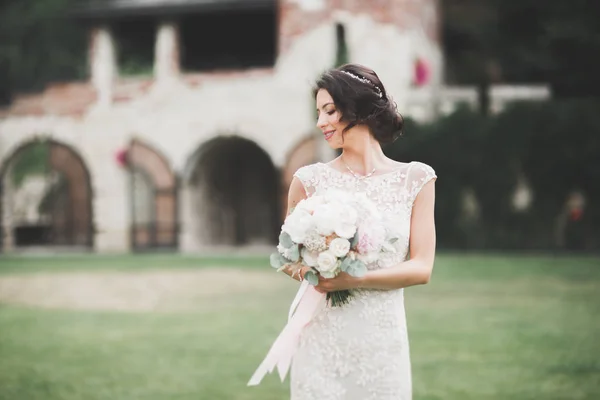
304,270 -> 319,285
350,232 -> 360,248
270,253 -> 283,268
270,252 -> 292,269
382,242 -> 396,253
279,231 -> 294,248
348,259 -> 367,277
340,257 -> 353,273
288,244 -> 300,262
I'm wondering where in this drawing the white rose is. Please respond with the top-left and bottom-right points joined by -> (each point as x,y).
282,209 -> 313,243
301,248 -> 319,267
316,251 -> 339,274
313,204 -> 341,236
329,238 -> 350,258
320,270 -> 337,279
335,224 -> 356,239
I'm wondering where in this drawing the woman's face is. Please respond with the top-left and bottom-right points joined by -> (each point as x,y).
316,89 -> 347,149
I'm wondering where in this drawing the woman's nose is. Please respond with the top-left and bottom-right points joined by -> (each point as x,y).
316,114 -> 326,129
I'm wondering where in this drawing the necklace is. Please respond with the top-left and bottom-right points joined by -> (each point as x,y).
342,159 -> 376,179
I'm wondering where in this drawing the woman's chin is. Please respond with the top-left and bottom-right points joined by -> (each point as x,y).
323,137 -> 342,149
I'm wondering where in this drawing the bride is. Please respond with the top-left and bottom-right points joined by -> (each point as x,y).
261,63 -> 437,400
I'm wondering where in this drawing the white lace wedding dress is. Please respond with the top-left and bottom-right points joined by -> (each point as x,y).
290,161 -> 436,400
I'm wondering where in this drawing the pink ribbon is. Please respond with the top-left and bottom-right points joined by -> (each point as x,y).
247,280 -> 326,386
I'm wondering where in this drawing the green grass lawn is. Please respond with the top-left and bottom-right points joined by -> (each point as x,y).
0,253 -> 599,400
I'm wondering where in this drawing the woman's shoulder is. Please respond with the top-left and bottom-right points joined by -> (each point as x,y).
381,159 -> 435,178
295,162 -> 322,172
405,161 -> 437,201
293,162 -> 324,183
406,161 -> 436,177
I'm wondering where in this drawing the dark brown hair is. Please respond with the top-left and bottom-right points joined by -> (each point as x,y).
314,63 -> 403,144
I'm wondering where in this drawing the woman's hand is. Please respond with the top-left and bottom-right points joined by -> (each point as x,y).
298,266 -> 312,281
314,272 -> 362,293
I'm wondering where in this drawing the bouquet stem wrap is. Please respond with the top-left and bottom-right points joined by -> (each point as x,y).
247,280 -> 326,386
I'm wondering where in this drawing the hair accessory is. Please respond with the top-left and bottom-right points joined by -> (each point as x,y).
340,70 -> 383,98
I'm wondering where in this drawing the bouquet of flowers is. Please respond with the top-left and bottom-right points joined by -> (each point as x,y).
270,190 -> 397,307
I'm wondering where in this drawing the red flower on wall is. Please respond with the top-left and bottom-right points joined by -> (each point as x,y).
115,149 -> 128,167
413,58 -> 430,87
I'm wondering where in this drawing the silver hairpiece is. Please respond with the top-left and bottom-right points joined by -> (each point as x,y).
340,70 -> 383,98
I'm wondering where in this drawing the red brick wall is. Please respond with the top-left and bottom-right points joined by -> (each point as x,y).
278,0 -> 440,55
0,83 -> 97,118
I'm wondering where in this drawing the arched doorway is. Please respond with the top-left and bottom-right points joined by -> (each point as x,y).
0,139 -> 93,250
127,139 -> 178,250
182,136 -> 280,249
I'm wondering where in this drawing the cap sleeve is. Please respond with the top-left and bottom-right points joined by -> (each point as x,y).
293,164 -> 318,197
407,162 -> 437,205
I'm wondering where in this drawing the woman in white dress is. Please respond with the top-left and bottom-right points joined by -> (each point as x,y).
283,64 -> 437,400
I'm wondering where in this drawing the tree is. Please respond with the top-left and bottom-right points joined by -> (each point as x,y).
442,0 -> 600,97
0,0 -> 87,105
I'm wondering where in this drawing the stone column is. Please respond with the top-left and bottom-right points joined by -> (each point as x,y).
179,181 -> 209,252
90,26 -> 116,107
1,174 -> 14,252
155,22 -> 180,83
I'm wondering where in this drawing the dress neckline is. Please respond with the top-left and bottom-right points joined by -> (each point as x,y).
317,161 -> 412,180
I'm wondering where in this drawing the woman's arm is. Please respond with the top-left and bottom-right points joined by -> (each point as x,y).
280,177 -> 312,282
359,179 -> 436,289
315,179 -> 436,292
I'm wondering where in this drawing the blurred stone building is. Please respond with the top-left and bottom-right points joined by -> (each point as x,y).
0,0 -> 546,253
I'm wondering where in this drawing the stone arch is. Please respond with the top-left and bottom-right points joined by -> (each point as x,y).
0,138 -> 93,251
127,139 -> 178,250
281,135 -> 319,217
180,135 -> 281,250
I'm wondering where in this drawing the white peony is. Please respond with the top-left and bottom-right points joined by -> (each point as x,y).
329,238 -> 351,257
334,223 -> 357,239
296,196 -> 326,214
282,209 -> 313,243
312,204 -> 341,236
301,248 -> 319,267
338,204 -> 358,226
316,251 -> 339,275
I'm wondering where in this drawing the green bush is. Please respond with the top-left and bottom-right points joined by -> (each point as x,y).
386,100 -> 600,252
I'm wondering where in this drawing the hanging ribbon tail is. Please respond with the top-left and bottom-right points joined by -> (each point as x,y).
247,281 -> 325,386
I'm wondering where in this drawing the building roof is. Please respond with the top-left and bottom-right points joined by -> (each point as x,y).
72,0 -> 275,19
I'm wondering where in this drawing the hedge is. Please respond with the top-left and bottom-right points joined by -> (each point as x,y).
386,100 -> 600,252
